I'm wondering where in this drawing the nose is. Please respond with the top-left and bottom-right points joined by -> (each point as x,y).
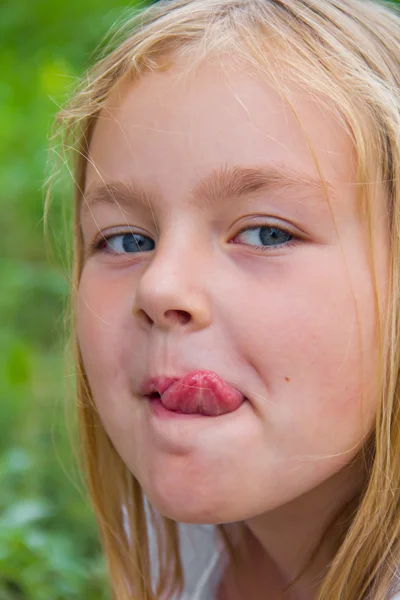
132,242 -> 212,332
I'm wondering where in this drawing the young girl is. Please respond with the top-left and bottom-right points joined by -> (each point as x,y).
51,0 -> 400,598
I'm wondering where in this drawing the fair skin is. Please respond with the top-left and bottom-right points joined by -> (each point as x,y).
77,55 -> 389,599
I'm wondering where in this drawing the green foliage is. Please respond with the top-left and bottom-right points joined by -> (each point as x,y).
0,0 -> 148,597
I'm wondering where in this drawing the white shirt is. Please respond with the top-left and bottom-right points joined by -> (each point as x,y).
177,523 -> 226,599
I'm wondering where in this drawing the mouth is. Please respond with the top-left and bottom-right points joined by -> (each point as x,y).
142,370 -> 245,417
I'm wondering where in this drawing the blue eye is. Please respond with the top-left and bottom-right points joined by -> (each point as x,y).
234,225 -> 294,250
96,232 -> 155,254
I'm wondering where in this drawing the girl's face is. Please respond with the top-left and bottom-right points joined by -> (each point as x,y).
78,57 -> 388,523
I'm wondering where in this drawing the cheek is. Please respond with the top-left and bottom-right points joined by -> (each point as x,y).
76,267 -> 134,397
229,251 -> 378,442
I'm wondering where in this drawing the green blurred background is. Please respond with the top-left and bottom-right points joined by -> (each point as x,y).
0,1 -> 149,598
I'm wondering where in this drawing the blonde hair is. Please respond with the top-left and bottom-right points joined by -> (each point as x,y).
48,0 -> 400,598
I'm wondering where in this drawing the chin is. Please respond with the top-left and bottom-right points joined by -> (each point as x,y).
136,457 -> 249,523
154,504 -> 233,525
145,486 -> 243,525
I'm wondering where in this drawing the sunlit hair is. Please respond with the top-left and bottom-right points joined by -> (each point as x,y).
47,0 -> 400,598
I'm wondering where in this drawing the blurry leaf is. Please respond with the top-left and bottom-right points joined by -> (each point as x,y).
5,343 -> 31,386
1,499 -> 53,528
39,58 -> 75,98
0,448 -> 32,478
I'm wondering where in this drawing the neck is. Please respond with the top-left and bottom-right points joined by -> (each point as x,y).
243,458 -> 366,600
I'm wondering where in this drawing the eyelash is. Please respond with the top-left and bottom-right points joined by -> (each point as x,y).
89,224 -> 299,256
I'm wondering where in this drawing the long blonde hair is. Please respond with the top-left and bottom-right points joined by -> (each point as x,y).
48,0 -> 400,598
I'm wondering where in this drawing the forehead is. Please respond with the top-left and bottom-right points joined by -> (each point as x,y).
85,55 -> 356,202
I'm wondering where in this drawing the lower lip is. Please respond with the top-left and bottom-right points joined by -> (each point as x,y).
148,398 -> 212,419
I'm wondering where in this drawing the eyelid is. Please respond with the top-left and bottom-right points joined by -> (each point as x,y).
233,215 -> 306,236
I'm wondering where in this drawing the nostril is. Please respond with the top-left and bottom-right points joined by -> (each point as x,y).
164,309 -> 191,326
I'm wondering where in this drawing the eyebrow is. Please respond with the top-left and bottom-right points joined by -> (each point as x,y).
81,163 -> 335,216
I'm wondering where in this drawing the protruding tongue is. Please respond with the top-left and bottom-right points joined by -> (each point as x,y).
160,370 -> 244,416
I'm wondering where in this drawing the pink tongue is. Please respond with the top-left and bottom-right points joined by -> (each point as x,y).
160,370 -> 244,416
